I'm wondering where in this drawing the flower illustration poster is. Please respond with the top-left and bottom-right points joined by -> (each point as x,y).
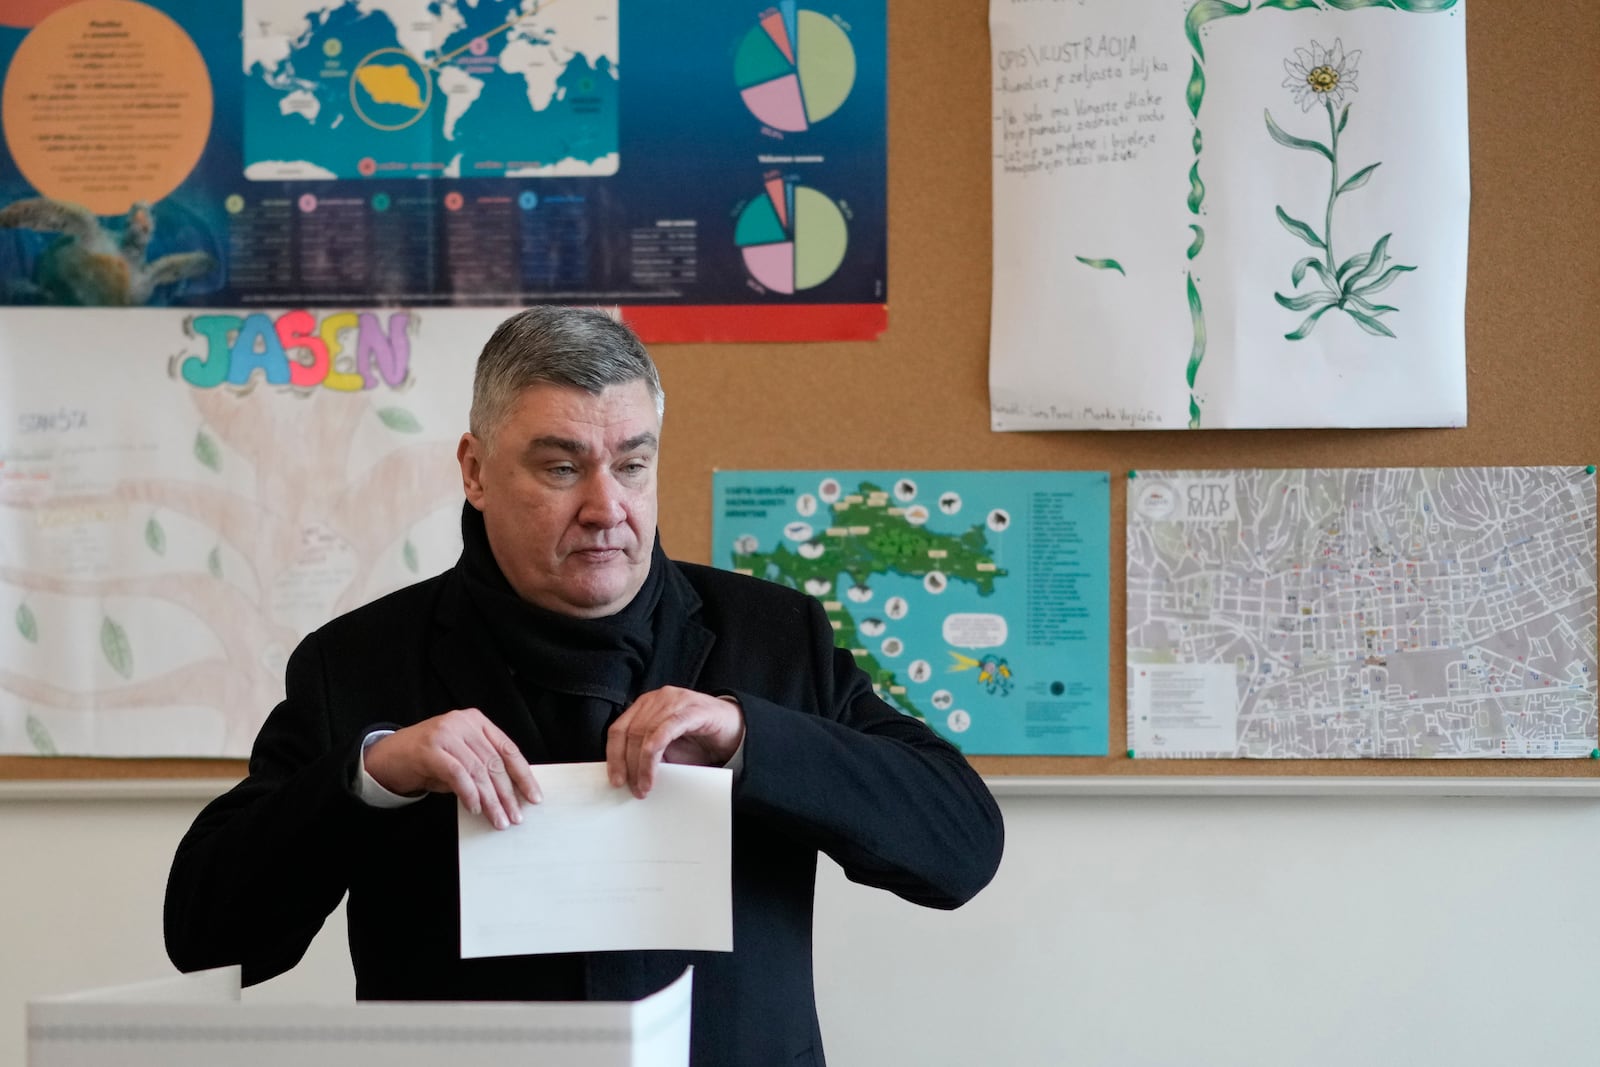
989,0 -> 1468,430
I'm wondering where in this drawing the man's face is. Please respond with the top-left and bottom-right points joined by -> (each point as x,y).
458,380 -> 660,618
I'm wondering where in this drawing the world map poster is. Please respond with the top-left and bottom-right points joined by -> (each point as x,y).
712,470 -> 1111,756
0,0 -> 886,340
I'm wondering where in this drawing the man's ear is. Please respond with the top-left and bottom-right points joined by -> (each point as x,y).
458,433 -> 487,507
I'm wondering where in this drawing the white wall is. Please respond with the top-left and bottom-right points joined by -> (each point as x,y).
4,785 -> 1600,1067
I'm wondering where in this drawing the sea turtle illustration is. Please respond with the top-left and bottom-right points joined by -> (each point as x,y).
0,197 -> 216,305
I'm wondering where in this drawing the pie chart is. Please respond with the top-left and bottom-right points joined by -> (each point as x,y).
735,175 -> 848,294
734,2 -> 856,133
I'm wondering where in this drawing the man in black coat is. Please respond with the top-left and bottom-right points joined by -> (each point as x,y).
164,306 -> 1004,1067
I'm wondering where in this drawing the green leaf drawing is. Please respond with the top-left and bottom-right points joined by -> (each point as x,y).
1352,263 -> 1417,296
25,714 -> 58,756
100,615 -> 133,680
1275,206 -> 1325,249
144,517 -> 166,556
1346,307 -> 1398,337
1290,256 -> 1326,287
1336,103 -> 1351,135
1329,0 -> 1456,9
15,602 -> 38,643
1264,110 -> 1333,161
1336,161 -> 1381,196
1187,162 -> 1206,214
402,539 -> 419,574
1185,273 -> 1207,431
1274,290 -> 1338,312
1285,303 -> 1337,341
377,407 -> 422,434
194,430 -> 221,472
207,546 -> 223,579
1336,252 -> 1372,283
1186,59 -> 1205,118
1258,0 -> 1325,10
1344,234 -> 1392,288
1075,257 -> 1126,275
1186,225 -> 1206,260
1346,294 -> 1399,315
1185,0 -> 1251,61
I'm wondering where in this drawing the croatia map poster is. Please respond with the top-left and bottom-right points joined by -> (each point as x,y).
0,1 -> 886,341
989,0 -> 1468,429
1126,467 -> 1598,758
712,470 -> 1111,756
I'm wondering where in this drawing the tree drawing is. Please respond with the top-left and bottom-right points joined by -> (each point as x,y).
1265,38 -> 1416,340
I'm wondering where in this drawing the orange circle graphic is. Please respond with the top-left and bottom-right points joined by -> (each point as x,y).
2,0 -> 213,215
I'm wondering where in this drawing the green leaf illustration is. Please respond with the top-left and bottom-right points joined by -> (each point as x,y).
1336,103 -> 1351,135
1275,206 -> 1325,250
1187,162 -> 1206,214
1185,0 -> 1251,61
144,517 -> 166,556
1336,162 -> 1381,196
1346,307 -> 1398,337
1186,225 -> 1206,260
376,407 -> 422,434
100,615 -> 133,680
1186,58 -> 1205,118
1185,274 -> 1206,391
1264,110 -> 1333,161
25,714 -> 58,756
15,602 -> 38,643
1286,303 -> 1337,341
1344,234 -> 1392,288
1290,256 -> 1332,288
1329,0 -> 1457,9
1346,294 -> 1398,315
1075,257 -> 1126,275
1274,289 -> 1338,312
1352,263 -> 1417,296
207,546 -> 223,579
194,430 -> 221,472
1336,252 -> 1372,283
1258,0 -> 1324,9
402,539 -> 419,574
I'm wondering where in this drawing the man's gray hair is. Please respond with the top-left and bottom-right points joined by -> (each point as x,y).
470,306 -> 664,449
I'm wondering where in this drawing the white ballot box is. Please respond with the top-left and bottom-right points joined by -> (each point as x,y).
28,966 -> 692,1067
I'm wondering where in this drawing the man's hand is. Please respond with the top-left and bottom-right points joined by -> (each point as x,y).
365,708 -> 541,829
606,687 -> 744,798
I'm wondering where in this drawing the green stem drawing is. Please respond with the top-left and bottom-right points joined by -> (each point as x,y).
1266,39 -> 1417,340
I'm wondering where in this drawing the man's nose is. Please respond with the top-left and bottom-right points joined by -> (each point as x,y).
577,473 -> 627,526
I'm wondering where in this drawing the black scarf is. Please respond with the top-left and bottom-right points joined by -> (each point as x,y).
457,501 -> 665,761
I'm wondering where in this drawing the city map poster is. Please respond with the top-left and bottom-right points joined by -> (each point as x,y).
1126,467 -> 1598,758
0,306 -> 502,758
989,0 -> 1468,429
713,470 -> 1110,756
0,0 -> 886,341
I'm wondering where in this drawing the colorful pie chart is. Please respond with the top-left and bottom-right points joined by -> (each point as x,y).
734,2 -> 856,132
735,176 -> 848,294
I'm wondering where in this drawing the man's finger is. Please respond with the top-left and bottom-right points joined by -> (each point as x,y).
494,734 -> 542,805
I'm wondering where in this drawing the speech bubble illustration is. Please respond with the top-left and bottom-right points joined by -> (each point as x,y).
942,613 -> 1008,648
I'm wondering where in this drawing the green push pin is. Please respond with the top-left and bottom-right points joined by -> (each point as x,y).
1587,465 -> 1596,475
1126,748 -> 1136,759
1590,748 -> 1599,760
1127,470 -> 1139,479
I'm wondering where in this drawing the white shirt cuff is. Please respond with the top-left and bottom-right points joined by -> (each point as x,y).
355,729 -> 426,808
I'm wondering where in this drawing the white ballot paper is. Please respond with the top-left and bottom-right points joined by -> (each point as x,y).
28,965 -> 693,1067
458,762 -> 733,959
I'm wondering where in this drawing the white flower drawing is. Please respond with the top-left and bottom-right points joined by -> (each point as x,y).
1283,37 -> 1361,112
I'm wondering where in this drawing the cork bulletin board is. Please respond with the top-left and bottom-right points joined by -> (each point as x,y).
3,0 -> 1595,782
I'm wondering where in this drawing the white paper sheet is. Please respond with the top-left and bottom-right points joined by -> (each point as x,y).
989,0 -> 1469,430
458,762 -> 733,959
29,965 -> 693,1067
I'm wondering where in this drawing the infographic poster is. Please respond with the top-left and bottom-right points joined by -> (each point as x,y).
0,0 -> 886,340
1126,467 -> 1598,758
713,470 -> 1111,755
989,0 -> 1468,428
